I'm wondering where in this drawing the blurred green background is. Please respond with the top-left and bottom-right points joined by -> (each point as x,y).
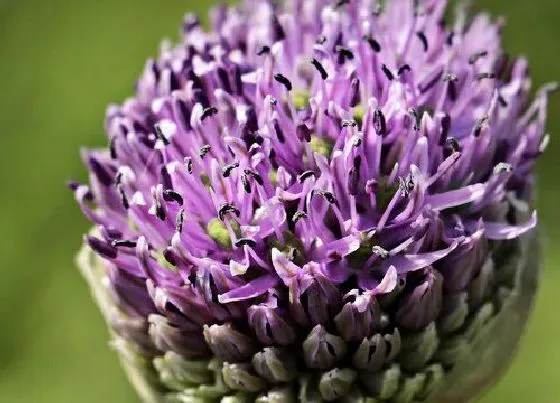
0,0 -> 558,401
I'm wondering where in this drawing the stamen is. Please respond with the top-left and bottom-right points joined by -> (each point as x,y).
473,116 -> 489,137
111,240 -> 137,248
363,35 -> 381,52
117,184 -> 129,209
154,124 -> 170,146
311,58 -> 329,80
218,203 -> 240,221
201,106 -> 219,121
416,31 -> 428,52
314,190 -> 337,204
397,64 -> 411,77
293,211 -> 308,223
163,190 -> 184,205
222,162 -> 240,177
184,157 -> 193,174
475,72 -> 496,81
235,238 -> 257,248
298,170 -> 317,183
374,109 -> 387,135
274,73 -> 293,91
408,108 -> 420,131
342,119 -> 358,128
241,174 -> 251,193
494,162 -> 513,174
468,50 -> 488,65
244,168 -> 264,185
200,145 -> 211,158
257,45 -> 271,56
175,209 -> 185,233
273,119 -> 285,143
381,64 -> 394,81
336,46 -> 355,64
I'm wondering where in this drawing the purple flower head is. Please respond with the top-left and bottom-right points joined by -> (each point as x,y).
73,0 -> 554,401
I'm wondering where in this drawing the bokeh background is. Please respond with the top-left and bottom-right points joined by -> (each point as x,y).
0,0 -> 558,401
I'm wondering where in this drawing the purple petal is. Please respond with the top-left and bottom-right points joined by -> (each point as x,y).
380,242 -> 458,274
426,183 -> 486,211
483,211 -> 537,240
218,275 -> 279,303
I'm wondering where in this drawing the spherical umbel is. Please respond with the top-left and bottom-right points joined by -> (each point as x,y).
73,0 -> 553,401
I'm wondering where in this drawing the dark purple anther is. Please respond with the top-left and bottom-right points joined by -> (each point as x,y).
273,119 -> 285,143
298,170 -> 317,183
397,64 -> 411,77
336,46 -> 354,65
257,45 -> 271,56
222,162 -> 240,177
292,210 -> 308,223
175,209 -> 184,233
311,58 -> 329,80
235,238 -> 257,248
112,240 -> 138,248
201,106 -> 218,121
468,50 -> 489,65
416,31 -> 428,52
274,73 -> 292,91
381,64 -> 394,81
408,107 -> 420,131
218,203 -> 240,221
244,168 -> 264,185
473,116 -> 489,137
199,145 -> 211,159
163,190 -> 184,205
363,35 -> 381,52
314,190 -> 337,204
374,109 -> 387,135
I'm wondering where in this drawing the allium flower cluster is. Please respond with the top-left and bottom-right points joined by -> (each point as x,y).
72,0 -> 554,401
